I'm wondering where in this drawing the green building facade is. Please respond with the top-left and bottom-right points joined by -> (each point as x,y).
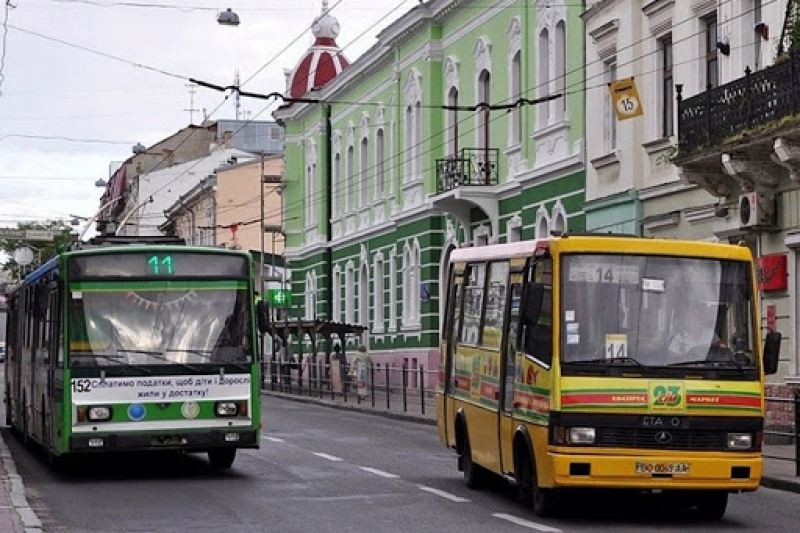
274,0 -> 586,376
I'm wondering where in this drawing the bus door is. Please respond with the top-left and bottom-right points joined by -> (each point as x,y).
438,266 -> 465,448
44,280 -> 62,447
499,267 -> 526,475
6,293 -> 21,426
480,261 -> 510,473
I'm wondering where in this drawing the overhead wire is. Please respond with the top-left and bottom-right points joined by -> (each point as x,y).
138,0 -> 416,231
270,1 -> 778,218
0,1 -> 777,227
0,0 -> 12,97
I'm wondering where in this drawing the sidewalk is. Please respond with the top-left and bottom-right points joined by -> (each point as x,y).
0,429 -> 42,533
262,390 -> 800,495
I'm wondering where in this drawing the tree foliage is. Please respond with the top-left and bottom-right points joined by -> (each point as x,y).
1,220 -> 77,278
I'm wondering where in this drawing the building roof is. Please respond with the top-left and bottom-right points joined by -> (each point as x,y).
284,0 -> 349,99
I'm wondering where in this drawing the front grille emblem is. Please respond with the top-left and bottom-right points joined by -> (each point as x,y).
655,431 -> 672,445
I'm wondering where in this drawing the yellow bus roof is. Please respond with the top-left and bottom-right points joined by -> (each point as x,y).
448,235 -> 753,264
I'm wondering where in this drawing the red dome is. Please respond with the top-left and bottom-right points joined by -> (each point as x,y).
286,1 -> 349,99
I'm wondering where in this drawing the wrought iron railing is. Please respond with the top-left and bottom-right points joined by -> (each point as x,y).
435,147 -> 499,193
764,391 -> 800,477
264,361 -> 436,417
676,48 -> 800,158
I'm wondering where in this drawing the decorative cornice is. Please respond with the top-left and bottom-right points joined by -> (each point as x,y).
691,0 -> 716,16
590,150 -> 620,171
588,19 -> 619,60
642,211 -> 680,232
643,0 -> 675,37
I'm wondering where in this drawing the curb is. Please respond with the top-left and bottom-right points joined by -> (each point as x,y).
0,431 -> 42,533
760,475 -> 800,494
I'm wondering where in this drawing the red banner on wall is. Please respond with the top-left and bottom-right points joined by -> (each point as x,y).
758,254 -> 788,292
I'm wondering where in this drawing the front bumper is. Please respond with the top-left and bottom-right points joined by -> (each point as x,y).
549,451 -> 762,491
70,428 -> 259,453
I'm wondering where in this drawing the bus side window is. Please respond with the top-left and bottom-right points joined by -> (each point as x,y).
521,261 -> 553,365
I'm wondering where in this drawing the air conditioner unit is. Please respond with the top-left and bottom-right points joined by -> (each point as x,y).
739,191 -> 776,229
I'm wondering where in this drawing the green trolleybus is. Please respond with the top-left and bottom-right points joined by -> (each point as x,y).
4,238 -> 262,469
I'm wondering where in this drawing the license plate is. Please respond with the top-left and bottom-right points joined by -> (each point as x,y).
635,462 -> 689,475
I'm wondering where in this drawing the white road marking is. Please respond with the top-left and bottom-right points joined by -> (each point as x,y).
312,452 -> 344,462
264,436 -> 285,443
417,485 -> 470,502
359,466 -> 400,479
493,513 -> 562,532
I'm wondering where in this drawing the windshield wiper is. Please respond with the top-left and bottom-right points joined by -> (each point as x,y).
117,349 -> 204,372
70,353 -> 152,374
570,356 -> 642,366
167,348 -> 214,360
117,349 -> 162,355
668,358 -> 751,370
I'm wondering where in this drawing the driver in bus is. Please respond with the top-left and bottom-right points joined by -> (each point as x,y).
667,305 -> 726,359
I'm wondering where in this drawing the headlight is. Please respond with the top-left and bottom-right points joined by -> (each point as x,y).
87,406 -> 112,421
215,401 -> 238,417
568,427 -> 596,445
727,432 -> 753,450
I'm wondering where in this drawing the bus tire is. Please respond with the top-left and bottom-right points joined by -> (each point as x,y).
208,448 -> 236,469
461,435 -> 487,489
20,395 -> 29,447
517,449 -> 559,518
4,390 -> 11,427
694,491 -> 728,520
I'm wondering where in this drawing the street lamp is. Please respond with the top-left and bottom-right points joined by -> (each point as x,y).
132,142 -> 146,155
217,8 -> 240,26
95,178 -> 108,188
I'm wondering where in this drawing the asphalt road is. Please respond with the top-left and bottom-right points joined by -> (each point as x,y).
3,394 -> 800,532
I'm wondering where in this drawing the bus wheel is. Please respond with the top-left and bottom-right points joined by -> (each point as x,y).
20,397 -> 29,447
208,448 -> 236,469
693,491 -> 728,520
518,450 -> 559,518
47,450 -> 69,472
461,436 -> 487,489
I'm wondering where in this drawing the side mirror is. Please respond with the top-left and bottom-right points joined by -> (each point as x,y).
256,301 -> 270,335
763,330 -> 781,375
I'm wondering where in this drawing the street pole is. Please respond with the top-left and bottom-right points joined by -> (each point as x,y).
260,152 -> 266,298
260,152 -> 266,386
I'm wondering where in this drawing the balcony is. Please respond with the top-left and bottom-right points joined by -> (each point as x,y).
676,52 -> 800,159
435,148 -> 499,194
674,49 -> 800,197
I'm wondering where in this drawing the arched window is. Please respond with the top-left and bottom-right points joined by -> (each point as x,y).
554,21 -> 567,122
304,271 -> 317,320
538,29 -> 550,128
404,105 -> 413,183
478,70 -> 491,152
389,249 -> 398,332
402,241 -> 421,328
345,263 -> 355,324
332,152 -> 341,217
376,129 -> 385,199
360,136 -> 369,209
535,206 -> 550,239
414,101 -> 422,179
373,255 -> 385,333
446,87 -> 459,156
359,262 -> 369,327
332,266 -> 342,321
305,162 -> 316,227
510,51 -> 522,145
403,71 -> 423,183
346,145 -> 355,212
